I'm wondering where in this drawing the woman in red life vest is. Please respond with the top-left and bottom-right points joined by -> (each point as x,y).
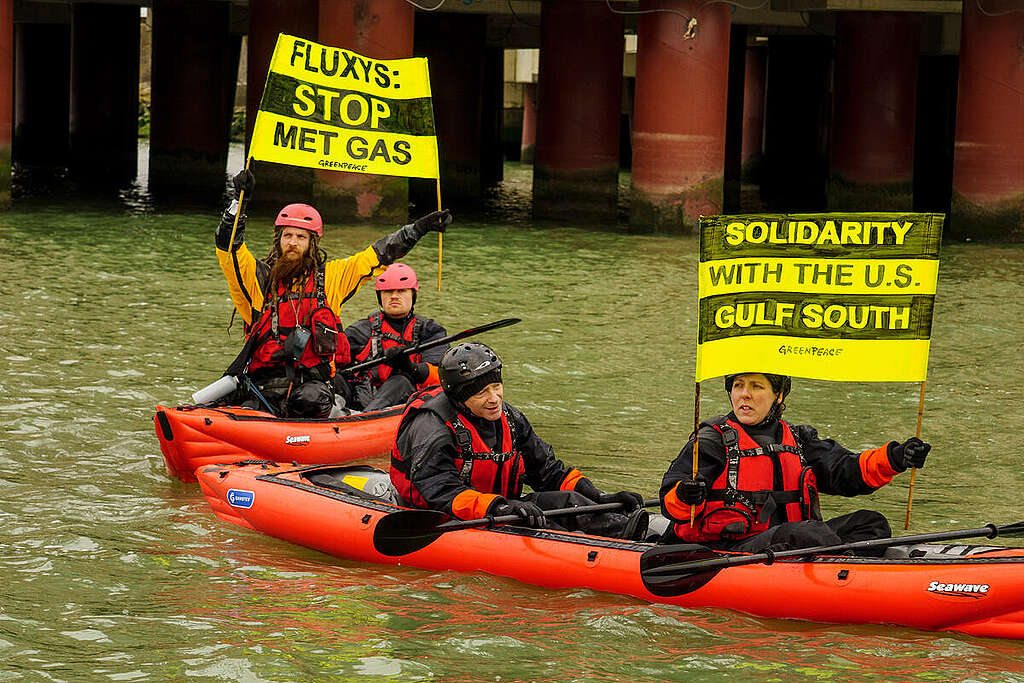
344,263 -> 447,411
214,169 -> 451,417
659,373 -> 931,553
391,342 -> 650,540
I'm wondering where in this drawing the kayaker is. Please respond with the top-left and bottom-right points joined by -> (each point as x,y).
343,263 -> 448,411
214,169 -> 451,417
659,372 -> 931,553
391,342 -> 650,539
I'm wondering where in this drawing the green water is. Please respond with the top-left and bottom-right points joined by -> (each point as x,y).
3,159 -> 1024,681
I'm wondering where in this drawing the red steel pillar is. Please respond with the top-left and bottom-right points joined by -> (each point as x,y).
246,0 -> 317,209
150,0 -> 235,200
316,0 -> 413,222
520,83 -> 537,164
951,0 -> 1024,239
740,46 -> 765,183
631,0 -> 730,232
0,0 -> 13,206
829,12 -> 919,211
69,3 -> 140,188
533,0 -> 623,222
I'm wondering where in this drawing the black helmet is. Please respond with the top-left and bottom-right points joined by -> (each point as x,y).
724,373 -> 792,402
439,342 -> 503,403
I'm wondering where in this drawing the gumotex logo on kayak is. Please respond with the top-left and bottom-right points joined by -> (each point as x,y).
226,489 -> 255,508
285,435 -> 310,446
927,580 -> 989,598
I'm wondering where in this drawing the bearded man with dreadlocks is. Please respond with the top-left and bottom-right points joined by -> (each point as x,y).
214,169 -> 451,418
658,373 -> 931,554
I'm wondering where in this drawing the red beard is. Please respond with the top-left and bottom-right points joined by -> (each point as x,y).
269,249 -> 307,291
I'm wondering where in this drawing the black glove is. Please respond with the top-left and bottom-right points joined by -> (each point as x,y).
597,491 -> 645,512
888,437 -> 931,472
410,209 -> 452,237
491,499 -> 546,528
215,210 -> 246,252
232,169 -> 255,201
675,475 -> 708,506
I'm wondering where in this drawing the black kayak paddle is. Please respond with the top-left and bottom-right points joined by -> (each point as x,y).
340,317 -> 521,377
640,520 -> 1024,597
374,498 -> 659,557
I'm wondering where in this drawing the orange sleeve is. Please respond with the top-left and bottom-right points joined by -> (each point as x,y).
560,468 -> 586,492
417,364 -> 440,390
663,483 -> 705,522
859,443 -> 898,489
450,489 -> 500,520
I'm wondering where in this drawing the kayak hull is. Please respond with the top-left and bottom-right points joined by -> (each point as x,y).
196,461 -> 1024,640
155,404 -> 401,482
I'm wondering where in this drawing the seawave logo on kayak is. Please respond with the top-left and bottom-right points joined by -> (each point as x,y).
927,580 -> 990,599
285,435 -> 311,446
226,489 -> 255,508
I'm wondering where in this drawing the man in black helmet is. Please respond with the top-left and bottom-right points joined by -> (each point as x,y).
390,342 -> 650,540
659,372 -> 931,553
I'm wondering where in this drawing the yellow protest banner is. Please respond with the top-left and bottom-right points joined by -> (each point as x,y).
249,33 -> 439,179
696,213 -> 944,383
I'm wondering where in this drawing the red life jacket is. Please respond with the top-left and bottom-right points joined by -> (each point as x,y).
247,265 -> 351,376
353,312 -> 423,386
674,417 -> 821,544
391,386 -> 524,508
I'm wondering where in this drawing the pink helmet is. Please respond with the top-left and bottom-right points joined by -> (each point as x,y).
375,263 -> 419,292
275,203 -> 323,237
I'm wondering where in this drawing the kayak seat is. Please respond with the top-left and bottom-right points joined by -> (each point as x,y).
883,543 -> 1008,560
303,465 -> 399,505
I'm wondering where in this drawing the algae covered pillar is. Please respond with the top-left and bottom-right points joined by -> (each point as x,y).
316,0 -> 413,222
951,0 -> 1024,239
149,0 -> 236,201
630,0 -> 730,232
533,0 -> 623,223
829,12 -> 920,212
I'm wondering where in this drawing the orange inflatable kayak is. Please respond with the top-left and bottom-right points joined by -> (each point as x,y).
155,404 -> 401,482
197,460 -> 1024,640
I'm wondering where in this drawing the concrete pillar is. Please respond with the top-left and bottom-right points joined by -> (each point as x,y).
533,0 -> 623,223
413,13 -> 487,205
631,0 -> 730,232
520,83 -> 537,163
247,0 -> 317,209
913,55 -> 957,215
951,0 -> 1024,239
0,0 -> 12,205
829,12 -> 919,211
315,0 -> 413,222
69,3 -> 140,187
740,46 -> 765,183
150,0 -> 235,201
13,22 -> 70,181
481,45 -> 503,188
761,36 -> 831,211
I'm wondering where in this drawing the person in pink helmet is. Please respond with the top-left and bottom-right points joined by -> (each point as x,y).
343,263 -> 448,411
214,169 -> 451,417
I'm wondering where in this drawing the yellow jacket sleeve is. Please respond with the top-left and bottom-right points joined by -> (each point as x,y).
216,243 -> 265,326
324,244 -> 388,316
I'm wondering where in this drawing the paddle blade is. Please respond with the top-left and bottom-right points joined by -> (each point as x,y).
373,509 -> 451,557
640,544 -> 723,597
